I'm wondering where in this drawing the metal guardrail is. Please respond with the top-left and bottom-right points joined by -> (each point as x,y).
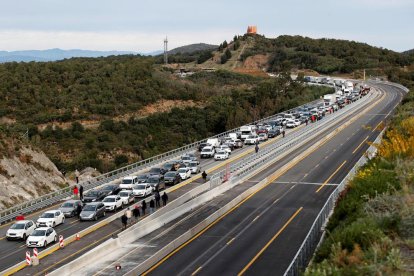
283,128 -> 385,276
0,96 -> 324,224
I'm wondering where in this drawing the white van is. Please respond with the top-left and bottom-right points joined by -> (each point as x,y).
206,138 -> 220,148
120,176 -> 138,189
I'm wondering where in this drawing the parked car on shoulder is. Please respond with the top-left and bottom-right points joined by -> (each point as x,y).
6,220 -> 36,241
79,202 -> 106,221
26,227 -> 57,248
147,175 -> 166,191
118,190 -> 135,205
83,189 -> 106,203
132,183 -> 153,197
164,171 -> 181,186
177,167 -> 192,180
59,200 -> 83,217
188,161 -> 201,174
200,146 -> 215,158
244,135 -> 259,145
258,133 -> 268,142
214,150 -> 229,161
102,195 -> 124,211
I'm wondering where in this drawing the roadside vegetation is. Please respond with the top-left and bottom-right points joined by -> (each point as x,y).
306,79 -> 414,274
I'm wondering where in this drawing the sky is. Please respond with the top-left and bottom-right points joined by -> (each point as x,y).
0,0 -> 413,53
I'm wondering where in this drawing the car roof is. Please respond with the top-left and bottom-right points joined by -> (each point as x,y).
34,227 -> 52,230
123,176 -> 137,180
64,199 -> 81,203
13,220 -> 33,224
44,210 -> 59,213
85,202 -> 101,206
104,195 -> 119,198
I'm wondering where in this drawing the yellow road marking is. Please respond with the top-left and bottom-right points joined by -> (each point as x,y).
352,136 -> 369,154
237,207 -> 303,276
0,236 -> 5,240
373,121 -> 382,131
191,266 -> 202,276
226,238 -> 236,245
316,160 -> 347,193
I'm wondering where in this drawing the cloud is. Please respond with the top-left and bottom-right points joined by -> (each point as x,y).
0,29 -> 236,52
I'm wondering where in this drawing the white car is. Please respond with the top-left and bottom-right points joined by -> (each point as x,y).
219,145 -> 232,154
293,119 -> 301,126
244,135 -> 259,145
285,119 -> 296,128
188,161 -> 201,174
132,183 -> 153,198
102,195 -> 124,211
118,190 -> 135,205
258,133 -> 268,141
177,167 -> 192,180
36,210 -> 65,228
200,146 -> 215,158
26,227 -> 57,248
6,220 -> 36,241
214,150 -> 229,161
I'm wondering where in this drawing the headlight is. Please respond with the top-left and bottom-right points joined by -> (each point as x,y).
88,214 -> 94,218
92,199 -> 96,202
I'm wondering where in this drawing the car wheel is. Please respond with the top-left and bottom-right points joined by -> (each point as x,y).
62,217 -> 65,224
22,234 -> 26,240
103,211 -> 106,217
52,222 -> 55,227
54,235 -> 58,243
43,241 -> 47,248
94,215 -> 98,221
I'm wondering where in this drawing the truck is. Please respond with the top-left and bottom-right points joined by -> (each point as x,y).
323,94 -> 336,106
240,125 -> 256,140
206,138 -> 220,148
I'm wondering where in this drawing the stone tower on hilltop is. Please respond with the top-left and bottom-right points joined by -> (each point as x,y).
246,26 -> 257,34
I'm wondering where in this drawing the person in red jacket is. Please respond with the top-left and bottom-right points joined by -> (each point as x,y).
73,185 -> 79,199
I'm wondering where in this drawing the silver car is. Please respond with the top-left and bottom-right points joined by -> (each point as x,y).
59,200 -> 83,217
188,161 -> 201,174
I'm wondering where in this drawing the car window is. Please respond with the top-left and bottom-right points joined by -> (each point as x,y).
55,212 -> 60,216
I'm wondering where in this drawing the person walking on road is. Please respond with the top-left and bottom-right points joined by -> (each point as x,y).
255,144 -> 259,154
202,171 -> 207,182
121,214 -> 128,230
154,190 -> 161,208
149,199 -> 155,214
75,169 -> 80,184
125,207 -> 132,225
133,205 -> 140,222
73,185 -> 79,199
79,184 -> 84,201
282,129 -> 286,138
305,119 -> 308,126
161,192 -> 168,206
141,200 -> 147,216
76,202 -> 82,218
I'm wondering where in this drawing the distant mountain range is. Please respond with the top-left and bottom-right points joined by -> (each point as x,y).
403,49 -> 414,55
0,44 -> 216,63
0,48 -> 163,63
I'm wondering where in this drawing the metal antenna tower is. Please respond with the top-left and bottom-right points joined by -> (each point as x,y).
163,37 -> 168,64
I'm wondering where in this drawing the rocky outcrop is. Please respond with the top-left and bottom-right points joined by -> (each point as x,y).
0,147 -> 68,210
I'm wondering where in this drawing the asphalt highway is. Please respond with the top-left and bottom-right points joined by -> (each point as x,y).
145,84 -> 404,276
0,97 -> 326,274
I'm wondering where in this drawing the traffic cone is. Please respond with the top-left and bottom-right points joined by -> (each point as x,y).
76,233 -> 80,241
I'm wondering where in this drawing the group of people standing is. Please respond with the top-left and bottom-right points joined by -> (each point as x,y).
121,190 -> 169,230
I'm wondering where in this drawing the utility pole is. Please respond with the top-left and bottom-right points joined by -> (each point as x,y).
363,69 -> 366,81
163,37 -> 168,65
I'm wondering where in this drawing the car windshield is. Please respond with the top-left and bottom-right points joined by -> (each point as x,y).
119,192 -> 129,197
103,197 -> 115,202
83,205 -> 97,211
31,229 -> 46,236
10,223 -> 25,229
150,168 -> 160,173
201,148 -> 211,152
61,202 -> 74,208
134,184 -> 147,190
102,186 -> 114,191
40,213 -> 54,218
86,191 -> 98,197
247,135 -> 255,139
178,168 -> 187,173
147,178 -> 158,183
122,179 -> 133,184
182,156 -> 191,160
137,175 -> 148,180
189,162 -> 198,167
165,172 -> 176,177
216,151 -> 225,154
